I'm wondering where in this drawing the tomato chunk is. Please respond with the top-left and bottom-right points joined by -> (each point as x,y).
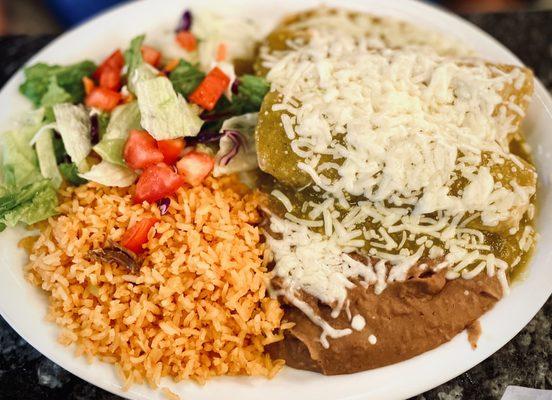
141,45 -> 162,67
98,66 -> 121,91
134,163 -> 186,204
121,217 -> 159,254
175,31 -> 197,51
188,67 -> 230,111
93,49 -> 124,80
82,76 -> 95,95
123,130 -> 164,170
158,138 -> 185,165
176,151 -> 215,186
85,87 -> 121,111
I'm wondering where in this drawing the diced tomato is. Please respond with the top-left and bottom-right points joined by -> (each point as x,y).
188,67 -> 230,111
216,43 -> 227,62
93,49 -> 124,80
134,163 -> 186,204
176,151 -> 215,186
85,87 -> 122,112
175,31 -> 197,52
123,130 -> 164,170
141,45 -> 162,67
82,76 -> 95,95
98,66 -> 121,91
121,217 -> 159,254
164,58 -> 180,73
158,138 -> 185,165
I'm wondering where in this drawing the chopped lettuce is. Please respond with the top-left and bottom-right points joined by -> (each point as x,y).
124,35 -> 150,93
35,129 -> 62,188
52,135 -> 68,163
169,60 -> 204,97
0,179 -> 58,230
59,162 -> 87,186
19,61 -> 96,107
129,63 -> 158,94
204,75 -> 269,122
78,161 -> 137,187
93,102 -> 141,165
53,103 -> 92,171
136,76 -> 203,140
0,109 -> 44,189
0,111 -> 59,231
234,75 -> 270,112
214,113 -> 258,177
91,112 -> 110,143
103,102 -> 141,140
40,76 -> 72,109
93,139 -> 126,166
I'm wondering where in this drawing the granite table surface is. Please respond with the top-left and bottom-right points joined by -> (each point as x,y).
0,9 -> 551,400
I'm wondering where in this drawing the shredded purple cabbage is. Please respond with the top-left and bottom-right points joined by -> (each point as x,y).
219,130 -> 243,166
231,79 -> 240,95
185,131 -> 224,146
186,129 -> 244,166
156,198 -> 171,215
90,114 -> 100,145
200,111 -> 234,122
176,10 -> 192,32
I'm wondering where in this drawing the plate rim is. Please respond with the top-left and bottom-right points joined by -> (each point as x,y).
0,1 -> 551,400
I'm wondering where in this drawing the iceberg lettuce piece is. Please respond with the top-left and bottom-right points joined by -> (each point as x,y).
35,129 -> 62,188
53,103 -> 92,171
104,102 -> 141,140
93,139 -> 126,166
136,76 -> 203,140
129,63 -> 158,94
93,102 -> 141,165
78,161 -> 137,187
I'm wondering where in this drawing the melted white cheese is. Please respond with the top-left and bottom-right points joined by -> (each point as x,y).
263,17 -> 536,347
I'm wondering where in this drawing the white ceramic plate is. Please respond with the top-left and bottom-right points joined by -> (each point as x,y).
1,1 -> 551,399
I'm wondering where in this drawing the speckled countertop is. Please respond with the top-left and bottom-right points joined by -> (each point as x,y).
0,10 -> 551,400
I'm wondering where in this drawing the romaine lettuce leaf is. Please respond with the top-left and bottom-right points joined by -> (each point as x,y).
0,110 -> 59,231
53,103 -> 92,171
213,113 -> 258,177
136,76 -> 203,140
35,129 -> 62,188
19,61 -> 96,107
59,162 -> 88,186
202,75 -> 269,122
40,76 -> 72,109
0,109 -> 44,189
78,161 -> 137,187
0,179 -> 58,231
169,60 -> 204,97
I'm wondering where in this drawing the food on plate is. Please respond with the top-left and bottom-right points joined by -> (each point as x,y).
255,8 -> 537,374
0,4 -> 538,394
26,177 -> 285,386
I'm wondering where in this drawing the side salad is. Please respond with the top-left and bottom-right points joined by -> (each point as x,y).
0,9 -> 268,233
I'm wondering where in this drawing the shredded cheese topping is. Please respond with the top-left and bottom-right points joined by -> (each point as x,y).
261,14 -> 537,347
